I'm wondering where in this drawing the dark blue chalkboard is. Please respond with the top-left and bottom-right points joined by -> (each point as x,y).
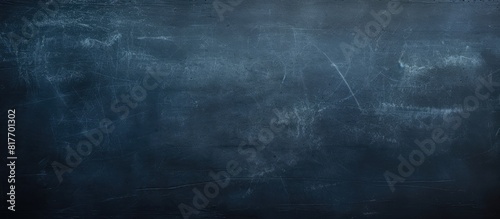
1,0 -> 499,218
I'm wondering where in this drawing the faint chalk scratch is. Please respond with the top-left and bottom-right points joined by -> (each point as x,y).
314,45 -> 363,112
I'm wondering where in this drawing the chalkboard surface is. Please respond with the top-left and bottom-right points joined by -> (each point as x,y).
1,0 -> 500,218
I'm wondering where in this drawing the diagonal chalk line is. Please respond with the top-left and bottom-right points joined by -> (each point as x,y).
314,46 -> 362,112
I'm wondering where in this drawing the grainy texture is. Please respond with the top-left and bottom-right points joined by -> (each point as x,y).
1,0 -> 500,218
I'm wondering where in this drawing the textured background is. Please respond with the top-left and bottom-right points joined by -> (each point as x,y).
1,0 -> 500,218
